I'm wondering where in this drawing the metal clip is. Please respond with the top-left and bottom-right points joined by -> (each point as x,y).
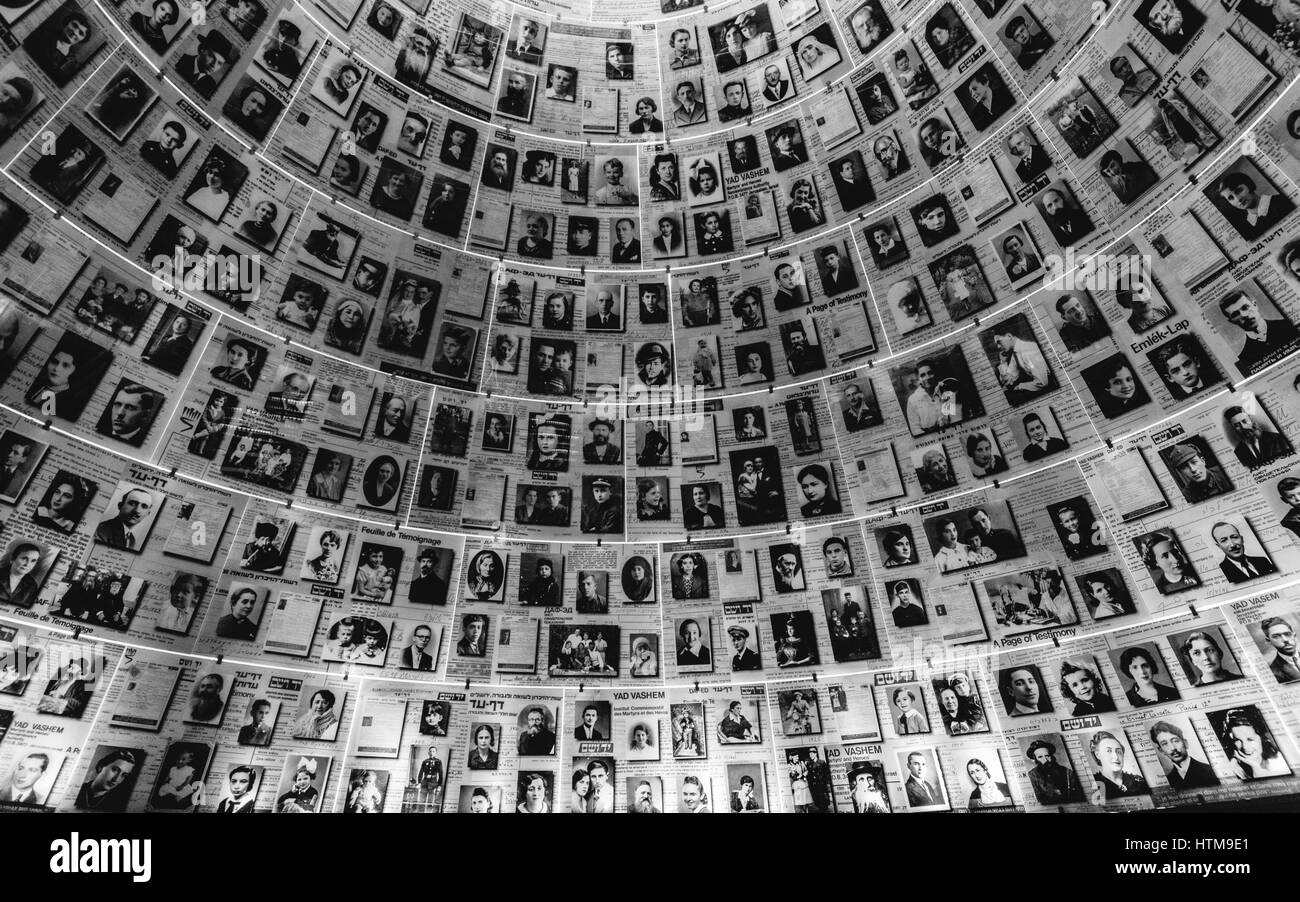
71,627 -> 83,641
693,681 -> 699,691
41,419 -> 52,431
596,537 -> 602,546
1051,634 -> 1060,647
1104,438 -> 1114,450
285,499 -> 294,510
992,479 -> 1000,489
890,505 -> 898,517
578,683 -> 584,693
786,523 -> 792,534
1187,172 -> 1199,185
169,466 -> 179,478
811,672 -> 818,682
216,654 -> 224,664
485,389 -> 493,398
1188,603 -> 1200,618
465,678 -> 471,690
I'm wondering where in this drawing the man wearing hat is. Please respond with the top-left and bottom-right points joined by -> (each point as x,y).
240,519 -> 282,571
176,29 -> 235,99
636,342 -> 671,387
409,545 -> 448,605
583,418 -> 621,464
1004,15 -> 1052,69
1167,441 -> 1231,503
849,765 -> 890,813
728,627 -> 760,671
522,558 -> 560,606
581,477 -> 622,534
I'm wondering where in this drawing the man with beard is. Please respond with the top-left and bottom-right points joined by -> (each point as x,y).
517,706 -> 556,755
1225,405 -> 1290,469
94,487 -> 154,551
784,326 -> 825,376
1149,720 -> 1219,790
1166,442 -> 1231,503
522,558 -> 560,606
496,71 -> 532,119
1219,289 -> 1300,376
1024,738 -> 1085,804
772,550 -> 804,592
582,418 -> 621,465
1210,521 -> 1275,584
408,546 -> 448,605
627,780 -> 660,813
394,27 -> 434,87
1039,187 -> 1093,246
1260,617 -> 1300,683
188,672 -> 226,722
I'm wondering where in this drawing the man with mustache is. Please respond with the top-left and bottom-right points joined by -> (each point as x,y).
1224,404 -> 1290,469
1210,521 -> 1275,584
1219,289 -> 1300,376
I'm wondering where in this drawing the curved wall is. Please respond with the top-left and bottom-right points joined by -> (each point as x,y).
0,0 -> 1293,814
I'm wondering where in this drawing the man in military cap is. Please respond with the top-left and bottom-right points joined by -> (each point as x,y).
728,626 -> 760,671
581,477 -> 622,534
1167,442 -> 1231,503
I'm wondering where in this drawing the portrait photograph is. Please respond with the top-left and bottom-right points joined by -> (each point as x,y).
670,701 -> 706,757
0,430 -> 46,505
779,687 -> 821,736
628,633 -> 660,677
997,662 -> 1053,717
1166,626 -> 1243,688
888,683 -> 931,737
1077,567 -> 1137,621
23,0 -> 107,88
274,754 -> 331,813
0,537 -> 58,609
1204,155 -> 1296,243
674,616 -> 713,673
863,217 -> 908,270
148,741 -> 210,811
1205,704 -> 1293,782
1134,528 -> 1201,595
1108,643 -> 1181,708
86,64 -> 157,143
954,746 -> 1015,809
1145,713 -> 1219,791
74,744 -> 145,812
460,551 -> 499,600
898,747 -> 948,811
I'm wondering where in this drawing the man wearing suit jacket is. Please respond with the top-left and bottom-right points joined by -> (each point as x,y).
1226,405 -> 1291,469
518,707 -> 557,755
401,625 -> 435,670
586,290 -> 621,330
94,487 -> 154,551
506,19 -> 544,65
1261,617 -> 1300,684
574,704 -> 604,740
1149,721 -> 1219,790
409,549 -> 448,605
0,438 -> 32,497
1211,521 -> 1276,584
903,752 -> 942,807
1007,130 -> 1050,182
818,247 -> 858,295
2,752 -> 48,805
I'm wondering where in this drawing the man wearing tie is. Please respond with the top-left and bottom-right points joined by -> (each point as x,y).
574,704 -> 604,740
1260,617 -> 1300,684
401,624 -> 435,670
3,752 -> 49,805
586,290 -> 621,330
1226,405 -> 1290,470
1211,521 -> 1276,585
94,487 -> 154,552
903,751 -> 942,807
